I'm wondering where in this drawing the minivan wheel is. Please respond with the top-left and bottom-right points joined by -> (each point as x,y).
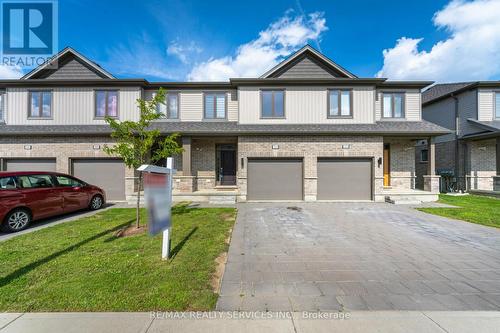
2,209 -> 31,233
89,195 -> 103,210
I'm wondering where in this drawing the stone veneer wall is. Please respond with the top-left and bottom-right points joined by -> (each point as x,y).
0,136 -> 136,197
469,139 -> 496,191
237,135 -> 386,201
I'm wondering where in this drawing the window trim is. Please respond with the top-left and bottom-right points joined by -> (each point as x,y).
0,91 -> 5,123
420,149 -> 429,163
494,91 -> 500,120
27,90 -> 53,119
327,88 -> 353,119
165,91 -> 180,120
260,89 -> 286,119
94,89 -> 119,119
203,91 -> 227,120
381,92 -> 406,119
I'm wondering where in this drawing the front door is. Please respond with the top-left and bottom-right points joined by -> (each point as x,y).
383,144 -> 391,187
217,144 -> 236,185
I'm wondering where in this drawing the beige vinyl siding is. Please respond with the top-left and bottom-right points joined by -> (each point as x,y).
375,89 -> 421,121
6,87 -> 141,125
238,86 -> 375,124
477,89 -> 494,121
144,89 -> 238,122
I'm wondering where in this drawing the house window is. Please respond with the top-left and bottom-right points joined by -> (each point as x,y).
382,92 -> 405,118
261,90 -> 285,118
95,90 -> 118,118
158,93 -> 179,119
328,89 -> 352,117
204,93 -> 226,119
29,91 -> 52,118
420,149 -> 429,162
0,93 -> 4,122
495,92 -> 500,119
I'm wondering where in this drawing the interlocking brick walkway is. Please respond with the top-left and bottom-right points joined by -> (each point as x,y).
217,203 -> 500,311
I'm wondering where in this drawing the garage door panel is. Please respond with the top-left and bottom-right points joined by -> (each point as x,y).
247,159 -> 303,200
72,159 -> 125,201
317,159 -> 372,200
5,159 -> 56,172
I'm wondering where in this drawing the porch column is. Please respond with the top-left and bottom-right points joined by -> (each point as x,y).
494,137 -> 500,191
424,137 -> 440,193
182,136 -> 192,176
427,137 -> 436,176
496,137 -> 500,175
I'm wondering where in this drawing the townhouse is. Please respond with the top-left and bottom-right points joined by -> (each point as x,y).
0,45 -> 449,203
418,82 -> 500,193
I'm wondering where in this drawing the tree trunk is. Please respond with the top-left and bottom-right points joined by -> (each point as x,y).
136,173 -> 142,229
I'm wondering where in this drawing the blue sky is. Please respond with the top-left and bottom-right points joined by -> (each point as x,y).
5,0 -> 500,82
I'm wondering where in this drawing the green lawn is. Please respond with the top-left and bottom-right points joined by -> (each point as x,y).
418,194 -> 500,228
0,205 -> 236,312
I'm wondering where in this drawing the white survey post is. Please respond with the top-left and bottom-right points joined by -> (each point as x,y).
162,157 -> 173,259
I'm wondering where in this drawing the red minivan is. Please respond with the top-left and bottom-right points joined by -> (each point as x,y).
0,171 -> 106,233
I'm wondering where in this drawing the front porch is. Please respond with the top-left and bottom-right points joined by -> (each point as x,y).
172,136 -> 239,194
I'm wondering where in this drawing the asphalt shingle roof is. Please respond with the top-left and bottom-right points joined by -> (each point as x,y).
422,82 -> 474,105
0,121 -> 450,136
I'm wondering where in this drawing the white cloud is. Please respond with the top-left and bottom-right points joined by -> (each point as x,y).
0,64 -> 23,79
188,11 -> 328,81
167,40 -> 202,64
105,34 -> 178,80
377,0 -> 500,81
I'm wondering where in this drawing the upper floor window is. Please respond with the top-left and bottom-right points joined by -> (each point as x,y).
0,92 -> 4,122
204,92 -> 226,119
95,90 -> 118,118
261,90 -> 285,118
382,92 -> 404,118
328,89 -> 352,118
158,92 -> 179,119
495,92 -> 500,119
29,91 -> 52,118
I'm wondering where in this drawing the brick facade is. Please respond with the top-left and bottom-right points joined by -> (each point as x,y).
0,135 -> 428,201
236,135 -> 418,201
469,139 -> 496,191
0,136 -> 136,197
385,138 -> 416,189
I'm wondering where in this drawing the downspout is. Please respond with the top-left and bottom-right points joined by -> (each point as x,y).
451,93 -> 460,191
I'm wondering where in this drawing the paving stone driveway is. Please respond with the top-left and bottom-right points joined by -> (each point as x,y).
217,203 -> 500,311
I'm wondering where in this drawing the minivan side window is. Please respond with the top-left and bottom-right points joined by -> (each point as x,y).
17,175 -> 54,188
0,176 -> 16,190
55,176 -> 83,187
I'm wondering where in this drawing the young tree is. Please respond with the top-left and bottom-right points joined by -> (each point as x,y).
103,88 -> 183,228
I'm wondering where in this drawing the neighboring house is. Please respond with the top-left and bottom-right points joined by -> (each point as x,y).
0,45 -> 449,203
418,82 -> 500,193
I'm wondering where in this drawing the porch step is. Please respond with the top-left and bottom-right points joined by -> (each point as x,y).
208,194 -> 237,205
385,196 -> 422,205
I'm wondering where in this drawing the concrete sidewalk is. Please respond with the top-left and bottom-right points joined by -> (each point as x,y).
1,311 -> 500,333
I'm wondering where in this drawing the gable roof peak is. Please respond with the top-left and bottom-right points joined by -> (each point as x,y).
21,47 -> 115,80
260,44 -> 357,79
